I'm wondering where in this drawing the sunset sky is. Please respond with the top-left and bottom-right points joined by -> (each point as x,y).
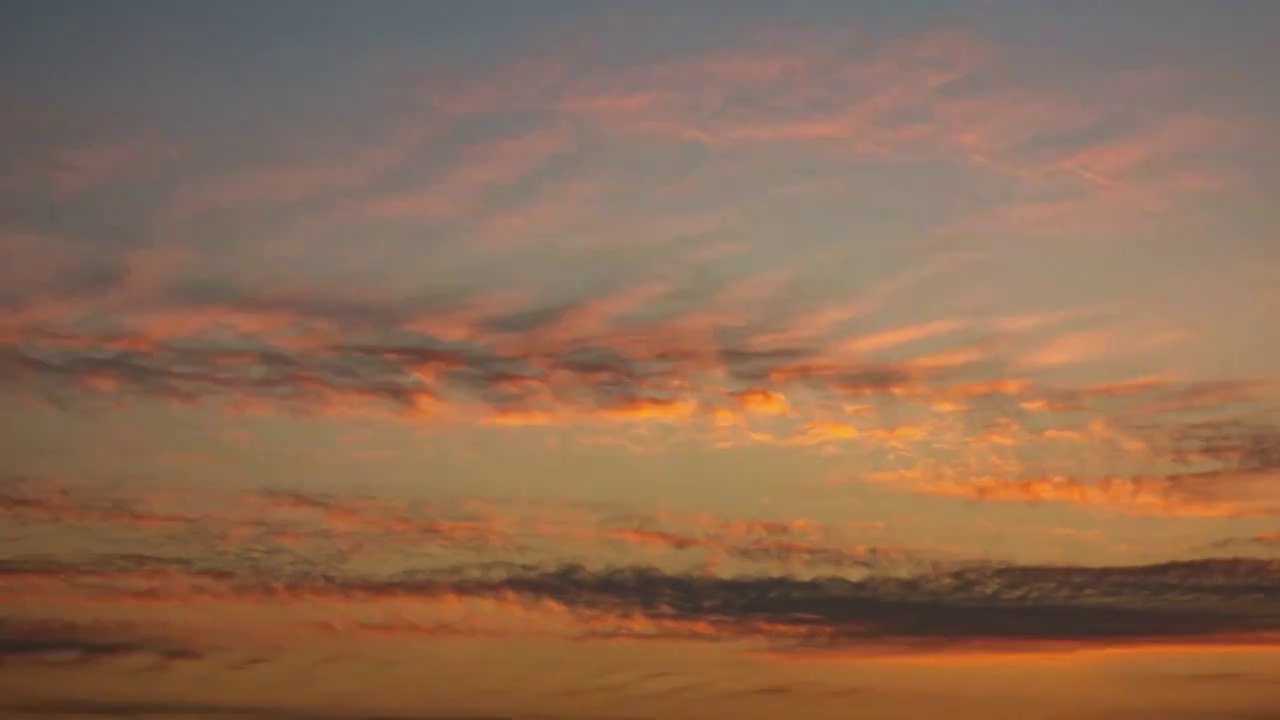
2,2 -> 1279,718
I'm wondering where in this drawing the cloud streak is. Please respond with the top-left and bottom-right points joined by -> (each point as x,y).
4,273 -> 1276,518
4,550 -> 1278,659
0,617 -> 202,667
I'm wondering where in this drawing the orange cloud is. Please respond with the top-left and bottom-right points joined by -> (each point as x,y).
1047,113 -> 1235,194
605,527 -> 720,552
7,276 -> 1272,466
482,407 -> 556,426
598,397 -> 698,422
245,492 -> 514,546
1016,328 -> 1117,369
764,635 -> 1280,665
841,320 -> 968,357
0,490 -> 193,529
888,469 -> 1280,518
774,419 -> 859,446
907,345 -> 989,370
732,388 -> 790,415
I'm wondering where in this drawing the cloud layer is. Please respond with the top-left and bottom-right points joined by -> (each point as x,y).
4,547 -> 1278,659
2,7 -> 1279,720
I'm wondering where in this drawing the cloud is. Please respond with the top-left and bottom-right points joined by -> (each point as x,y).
873,465 -> 1280,518
0,24 -> 1268,526
0,490 -> 192,529
5,518 -> 1279,659
0,700 -> 533,720
543,27 -> 993,154
0,101 -> 168,204
830,399 -> 1280,516
4,513 -> 1277,710
597,396 -> 698,423
604,527 -> 716,552
4,284 -> 1274,490
355,126 -> 570,223
841,320 -> 968,357
15,551 -> 1280,658
432,24 -> 1241,249
248,491 -> 512,546
435,558 -> 1280,656
0,483 -> 519,568
1201,531 -> 1280,555
0,483 -> 907,581
599,513 -> 902,570
731,388 -> 790,415
0,617 -> 202,667
789,419 -> 860,445
52,142 -> 155,197
187,121 -> 434,216
1,14 -> 1274,720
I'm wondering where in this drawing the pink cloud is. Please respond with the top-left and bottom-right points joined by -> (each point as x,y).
357,126 -> 570,222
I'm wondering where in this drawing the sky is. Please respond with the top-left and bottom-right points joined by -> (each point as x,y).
1,1 -> 1279,718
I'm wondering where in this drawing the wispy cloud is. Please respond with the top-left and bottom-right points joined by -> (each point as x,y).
888,469 -> 1280,518
0,482 -> 903,578
354,126 -> 571,223
2,5 -> 1278,720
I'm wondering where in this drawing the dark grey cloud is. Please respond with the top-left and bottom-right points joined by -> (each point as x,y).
728,542 -> 904,568
0,328 -> 748,417
1,699 -> 649,720
0,617 -> 202,666
481,303 -> 575,334
716,347 -> 815,380
5,549 -> 1278,654
421,559 -> 1280,650
1148,418 -> 1280,468
4,341 -> 434,412
1198,533 -> 1280,555
0,701 -> 517,720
